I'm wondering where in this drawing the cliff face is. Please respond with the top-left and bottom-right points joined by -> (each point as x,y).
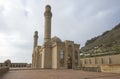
81,23 -> 120,57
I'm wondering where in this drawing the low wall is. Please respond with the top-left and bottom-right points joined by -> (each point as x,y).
80,54 -> 120,66
80,54 -> 120,73
80,67 -> 101,72
0,67 -> 9,75
101,64 -> 120,73
80,64 -> 120,73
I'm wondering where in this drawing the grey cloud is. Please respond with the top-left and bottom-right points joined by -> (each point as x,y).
0,0 -> 120,62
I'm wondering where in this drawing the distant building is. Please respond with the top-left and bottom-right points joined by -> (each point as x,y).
32,5 -> 80,69
0,59 -> 27,68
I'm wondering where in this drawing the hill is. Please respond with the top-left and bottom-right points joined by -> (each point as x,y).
81,23 -> 120,57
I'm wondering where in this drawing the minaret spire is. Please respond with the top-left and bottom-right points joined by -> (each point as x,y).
33,31 -> 38,48
44,5 -> 52,43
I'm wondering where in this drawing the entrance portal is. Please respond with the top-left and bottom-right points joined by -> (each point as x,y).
67,56 -> 72,69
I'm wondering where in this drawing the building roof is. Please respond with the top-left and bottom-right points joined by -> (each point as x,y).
51,36 -> 62,43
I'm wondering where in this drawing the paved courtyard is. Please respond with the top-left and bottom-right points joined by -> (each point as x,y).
1,69 -> 120,79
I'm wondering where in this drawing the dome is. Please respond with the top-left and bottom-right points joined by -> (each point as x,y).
46,5 -> 51,9
35,31 -> 38,34
45,5 -> 51,11
51,36 -> 62,43
4,59 -> 11,65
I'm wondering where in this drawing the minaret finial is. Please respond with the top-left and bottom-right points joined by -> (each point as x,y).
44,5 -> 52,17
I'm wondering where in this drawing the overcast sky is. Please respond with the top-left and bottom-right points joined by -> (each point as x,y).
0,0 -> 120,63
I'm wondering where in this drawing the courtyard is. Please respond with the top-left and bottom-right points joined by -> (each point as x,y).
1,69 -> 120,79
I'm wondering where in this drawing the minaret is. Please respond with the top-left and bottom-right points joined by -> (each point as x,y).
32,31 -> 38,68
33,31 -> 38,48
44,5 -> 52,43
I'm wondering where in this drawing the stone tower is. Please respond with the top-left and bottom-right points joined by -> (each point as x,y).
33,31 -> 38,48
32,31 -> 39,68
44,5 -> 52,43
42,5 -> 52,68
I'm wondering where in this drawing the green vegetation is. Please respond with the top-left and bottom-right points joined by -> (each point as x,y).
81,23 -> 120,57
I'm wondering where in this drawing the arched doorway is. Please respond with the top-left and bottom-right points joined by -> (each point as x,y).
67,45 -> 73,69
75,51 -> 78,66
67,55 -> 72,69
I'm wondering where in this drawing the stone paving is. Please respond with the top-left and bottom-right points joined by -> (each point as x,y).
1,69 -> 120,79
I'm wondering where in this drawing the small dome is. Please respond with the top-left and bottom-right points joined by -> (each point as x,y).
35,31 -> 38,34
4,59 -> 11,64
46,5 -> 51,8
51,36 -> 62,43
34,31 -> 38,35
45,5 -> 51,11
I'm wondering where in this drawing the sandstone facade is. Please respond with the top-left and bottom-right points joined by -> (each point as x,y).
32,5 -> 80,69
80,54 -> 120,73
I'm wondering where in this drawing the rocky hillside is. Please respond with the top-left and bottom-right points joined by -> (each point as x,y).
81,23 -> 120,57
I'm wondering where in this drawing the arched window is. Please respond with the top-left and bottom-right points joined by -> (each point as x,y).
59,50 -> 64,66
109,57 -> 112,64
75,51 -> 78,66
75,51 -> 78,60
84,59 -> 86,64
60,50 -> 64,59
95,58 -> 97,64
101,58 -> 104,64
89,59 -> 91,64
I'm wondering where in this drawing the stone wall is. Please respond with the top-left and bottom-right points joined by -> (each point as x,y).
80,67 -> 101,72
0,67 -> 9,75
101,64 -> 120,73
80,54 -> 120,73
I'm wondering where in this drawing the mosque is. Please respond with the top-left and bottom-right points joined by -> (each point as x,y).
32,5 -> 80,69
